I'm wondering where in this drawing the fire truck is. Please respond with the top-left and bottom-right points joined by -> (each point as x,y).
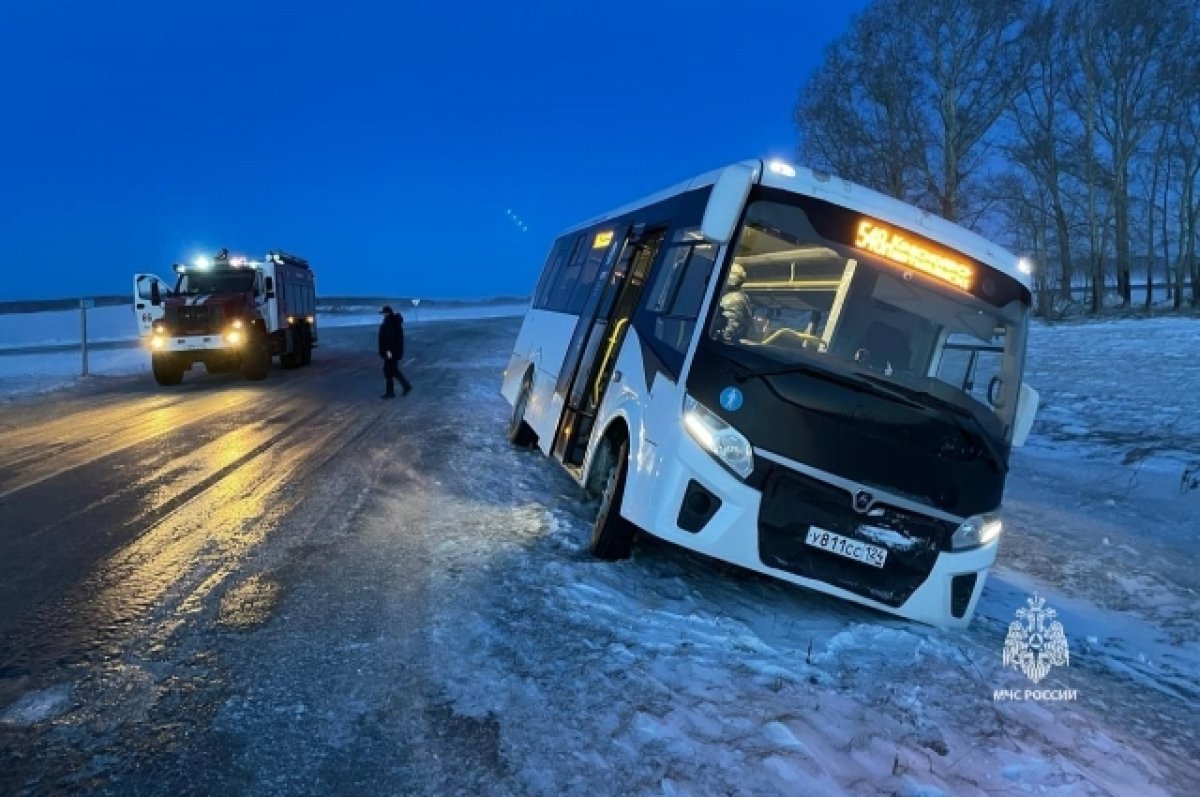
133,250 -> 318,386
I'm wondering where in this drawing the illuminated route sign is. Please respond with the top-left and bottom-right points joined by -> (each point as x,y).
593,230 -> 614,249
855,219 -> 974,291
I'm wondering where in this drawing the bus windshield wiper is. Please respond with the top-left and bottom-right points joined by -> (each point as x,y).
733,360 -> 927,413
854,372 -> 1008,472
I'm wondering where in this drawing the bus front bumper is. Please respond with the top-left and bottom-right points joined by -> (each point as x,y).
638,436 -> 997,628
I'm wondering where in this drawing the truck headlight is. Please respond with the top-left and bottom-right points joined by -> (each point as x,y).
951,511 -> 1003,550
683,395 -> 754,479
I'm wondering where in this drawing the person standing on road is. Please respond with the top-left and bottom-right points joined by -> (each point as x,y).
378,305 -> 412,399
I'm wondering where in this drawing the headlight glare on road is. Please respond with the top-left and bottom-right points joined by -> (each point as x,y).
952,512 -> 1003,550
683,395 -> 753,479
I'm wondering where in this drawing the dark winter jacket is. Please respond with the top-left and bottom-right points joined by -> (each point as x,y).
378,313 -> 405,359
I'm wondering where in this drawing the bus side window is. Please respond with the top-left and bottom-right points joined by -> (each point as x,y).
639,242 -> 719,371
533,238 -> 571,309
545,236 -> 589,312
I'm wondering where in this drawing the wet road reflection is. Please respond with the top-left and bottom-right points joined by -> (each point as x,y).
0,319 -> 511,794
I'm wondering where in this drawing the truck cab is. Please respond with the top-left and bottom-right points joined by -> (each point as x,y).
134,250 -> 317,386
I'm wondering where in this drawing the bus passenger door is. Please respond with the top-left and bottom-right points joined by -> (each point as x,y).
553,227 -> 666,469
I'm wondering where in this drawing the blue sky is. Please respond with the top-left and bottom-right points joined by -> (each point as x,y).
0,1 -> 867,300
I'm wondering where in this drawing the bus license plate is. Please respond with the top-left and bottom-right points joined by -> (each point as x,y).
805,527 -> 887,568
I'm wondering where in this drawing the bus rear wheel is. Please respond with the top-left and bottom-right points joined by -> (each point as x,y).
590,437 -> 636,560
507,378 -> 537,447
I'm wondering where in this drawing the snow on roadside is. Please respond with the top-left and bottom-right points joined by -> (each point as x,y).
409,348 -> 1192,795
0,348 -> 150,399
317,303 -> 528,329
0,303 -> 528,350
0,305 -> 138,350
0,304 -> 529,398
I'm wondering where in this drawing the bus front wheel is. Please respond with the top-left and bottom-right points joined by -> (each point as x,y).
590,437 -> 636,560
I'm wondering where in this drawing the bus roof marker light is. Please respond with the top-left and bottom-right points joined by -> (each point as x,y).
1017,257 -> 1033,275
768,160 -> 797,178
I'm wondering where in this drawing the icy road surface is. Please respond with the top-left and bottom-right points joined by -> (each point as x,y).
0,317 -> 1197,795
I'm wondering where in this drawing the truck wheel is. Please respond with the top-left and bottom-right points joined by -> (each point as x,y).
152,353 -> 184,386
242,335 -> 270,381
589,437 -> 636,560
507,377 -> 537,447
299,328 -> 313,366
281,342 -> 300,369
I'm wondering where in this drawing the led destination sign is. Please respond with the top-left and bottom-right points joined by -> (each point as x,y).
854,219 -> 974,291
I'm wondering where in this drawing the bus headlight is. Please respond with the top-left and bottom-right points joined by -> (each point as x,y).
683,395 -> 754,479
225,330 -> 243,345
951,512 -> 1003,550
151,335 -> 165,349
230,319 -> 243,329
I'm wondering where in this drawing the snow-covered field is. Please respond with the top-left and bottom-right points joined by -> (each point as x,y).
0,302 -> 528,398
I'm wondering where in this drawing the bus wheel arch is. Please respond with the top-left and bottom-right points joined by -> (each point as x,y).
507,367 -> 538,447
587,419 -> 637,561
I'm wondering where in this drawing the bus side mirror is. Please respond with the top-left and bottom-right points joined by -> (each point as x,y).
264,277 -> 275,300
150,281 -> 161,306
1011,383 -> 1039,448
700,162 -> 757,245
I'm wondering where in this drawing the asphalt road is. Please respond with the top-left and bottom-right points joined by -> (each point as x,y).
0,318 -> 531,795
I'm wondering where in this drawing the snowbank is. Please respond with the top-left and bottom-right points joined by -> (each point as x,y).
0,306 -> 138,350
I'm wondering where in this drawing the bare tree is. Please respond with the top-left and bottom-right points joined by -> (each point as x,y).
1005,3 -> 1078,300
1087,0 -> 1182,306
795,0 -> 924,202
794,0 -> 1198,314
899,0 -> 1035,223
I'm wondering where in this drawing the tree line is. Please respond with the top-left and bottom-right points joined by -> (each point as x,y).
794,0 -> 1200,316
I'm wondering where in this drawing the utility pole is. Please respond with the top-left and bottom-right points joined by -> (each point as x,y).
80,298 -> 94,377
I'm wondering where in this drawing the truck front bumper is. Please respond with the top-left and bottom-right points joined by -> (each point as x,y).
148,333 -> 241,353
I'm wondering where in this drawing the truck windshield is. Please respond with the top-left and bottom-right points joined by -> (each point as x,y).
176,270 -> 256,296
708,197 -> 1029,441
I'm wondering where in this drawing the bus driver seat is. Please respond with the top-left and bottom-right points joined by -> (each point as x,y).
857,321 -> 911,376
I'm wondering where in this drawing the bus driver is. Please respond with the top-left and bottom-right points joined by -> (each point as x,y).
716,263 -> 754,342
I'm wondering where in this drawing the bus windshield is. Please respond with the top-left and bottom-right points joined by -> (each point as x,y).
707,197 -> 1029,440
176,269 -> 256,296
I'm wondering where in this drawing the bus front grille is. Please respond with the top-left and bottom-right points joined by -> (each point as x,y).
756,467 -> 956,608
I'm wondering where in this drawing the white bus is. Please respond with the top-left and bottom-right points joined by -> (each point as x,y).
501,160 -> 1039,627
